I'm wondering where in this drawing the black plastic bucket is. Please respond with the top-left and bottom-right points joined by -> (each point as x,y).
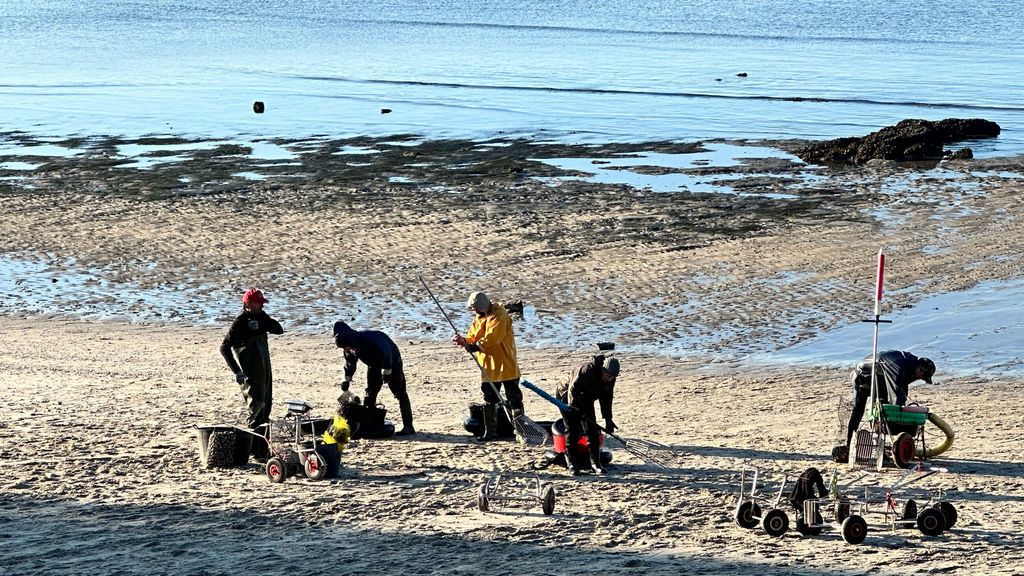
317,443 -> 341,478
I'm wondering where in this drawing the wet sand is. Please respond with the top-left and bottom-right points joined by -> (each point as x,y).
1,140 -> 1023,574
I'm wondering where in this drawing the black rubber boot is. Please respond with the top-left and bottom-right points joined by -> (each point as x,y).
589,442 -> 606,475
395,399 -> 416,436
475,403 -> 498,442
565,453 -> 580,476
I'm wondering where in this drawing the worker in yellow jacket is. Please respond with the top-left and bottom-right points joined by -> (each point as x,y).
453,291 -> 522,441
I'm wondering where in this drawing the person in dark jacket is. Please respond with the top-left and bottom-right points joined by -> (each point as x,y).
220,288 -> 284,458
845,350 -> 935,450
333,320 -> 415,436
556,355 -> 620,475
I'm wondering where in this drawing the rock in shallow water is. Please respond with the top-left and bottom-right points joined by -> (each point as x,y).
796,118 -> 1000,165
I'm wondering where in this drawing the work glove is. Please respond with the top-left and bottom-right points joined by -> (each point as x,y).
605,418 -> 616,434
452,334 -> 467,347
234,372 -> 248,385
464,343 -> 481,353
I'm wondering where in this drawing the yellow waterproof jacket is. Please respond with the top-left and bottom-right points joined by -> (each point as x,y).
466,303 -> 520,382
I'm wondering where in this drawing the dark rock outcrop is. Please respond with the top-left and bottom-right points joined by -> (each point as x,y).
946,147 -> 974,160
796,118 -> 1000,165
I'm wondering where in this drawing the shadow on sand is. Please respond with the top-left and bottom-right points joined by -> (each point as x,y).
0,493 -> 893,576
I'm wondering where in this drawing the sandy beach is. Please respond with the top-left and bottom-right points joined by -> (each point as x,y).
2,141 -> 1024,575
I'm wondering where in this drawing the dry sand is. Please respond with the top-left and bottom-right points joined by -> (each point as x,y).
2,149 -> 1024,575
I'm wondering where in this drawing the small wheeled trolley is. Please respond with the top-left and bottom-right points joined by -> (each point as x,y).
795,464 -> 958,544
478,471 -> 557,515
734,464 -> 792,537
263,399 -> 335,483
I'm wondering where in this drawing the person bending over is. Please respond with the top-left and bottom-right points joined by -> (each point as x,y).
334,320 -> 415,436
845,350 -> 935,450
556,355 -> 620,475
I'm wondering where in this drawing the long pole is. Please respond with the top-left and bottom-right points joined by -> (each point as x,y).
856,248 -> 892,469
418,275 -> 518,421
868,248 -> 885,419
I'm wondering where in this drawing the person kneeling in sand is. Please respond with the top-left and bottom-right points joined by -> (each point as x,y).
220,288 -> 284,460
557,355 -> 620,475
333,320 -> 415,436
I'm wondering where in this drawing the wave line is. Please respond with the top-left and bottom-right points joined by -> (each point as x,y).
286,74 -> 1024,112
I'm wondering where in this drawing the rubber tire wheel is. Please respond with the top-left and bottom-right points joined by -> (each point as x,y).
735,501 -> 761,530
892,432 -> 916,468
796,511 -> 823,536
541,484 -> 556,515
760,509 -> 789,537
917,507 -> 946,536
900,499 -> 918,529
934,501 -> 958,529
304,452 -> 326,481
477,486 -> 489,512
836,498 -> 851,523
841,514 -> 868,544
266,457 -> 287,483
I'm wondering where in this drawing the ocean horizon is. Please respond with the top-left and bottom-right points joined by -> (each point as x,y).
2,0 -> 1023,155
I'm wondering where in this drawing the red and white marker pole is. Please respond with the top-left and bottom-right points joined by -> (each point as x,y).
851,249 -> 894,467
874,249 -> 885,317
868,248 -> 885,419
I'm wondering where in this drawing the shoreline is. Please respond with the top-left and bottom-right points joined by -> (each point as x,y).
3,139 -> 1024,377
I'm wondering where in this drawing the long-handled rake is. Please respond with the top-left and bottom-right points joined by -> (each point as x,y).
419,276 -> 548,447
519,378 -> 671,468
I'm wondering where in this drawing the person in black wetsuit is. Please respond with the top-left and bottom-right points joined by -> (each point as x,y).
844,350 -> 935,451
333,320 -> 415,436
556,354 -> 620,476
220,288 -> 284,457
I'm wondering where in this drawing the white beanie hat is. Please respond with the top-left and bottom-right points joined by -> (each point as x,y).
467,291 -> 491,311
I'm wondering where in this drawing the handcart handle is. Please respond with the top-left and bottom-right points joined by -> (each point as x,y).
520,378 -> 630,446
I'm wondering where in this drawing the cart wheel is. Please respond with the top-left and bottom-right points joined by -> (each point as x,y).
835,497 -> 851,523
541,484 -> 556,515
917,507 -> 946,536
892,432 -> 916,468
933,501 -> 957,529
477,486 -> 489,512
796,511 -> 823,536
899,499 -> 918,529
841,514 -> 868,544
266,457 -> 287,483
303,452 -> 327,481
760,509 -> 789,537
734,501 -> 761,530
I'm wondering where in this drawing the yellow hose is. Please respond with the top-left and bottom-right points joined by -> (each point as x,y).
917,412 -> 954,458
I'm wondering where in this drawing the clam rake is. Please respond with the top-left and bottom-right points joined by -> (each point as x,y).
519,379 -> 672,468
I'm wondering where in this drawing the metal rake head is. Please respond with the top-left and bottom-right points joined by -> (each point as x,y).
512,413 -> 549,447
622,437 -> 673,469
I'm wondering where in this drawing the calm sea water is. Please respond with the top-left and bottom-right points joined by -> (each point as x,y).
2,0 -> 1023,150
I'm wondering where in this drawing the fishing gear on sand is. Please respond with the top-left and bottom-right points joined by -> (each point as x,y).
519,379 -> 671,469
419,276 -> 547,446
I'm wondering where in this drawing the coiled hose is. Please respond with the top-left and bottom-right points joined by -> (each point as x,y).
917,412 -> 955,458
